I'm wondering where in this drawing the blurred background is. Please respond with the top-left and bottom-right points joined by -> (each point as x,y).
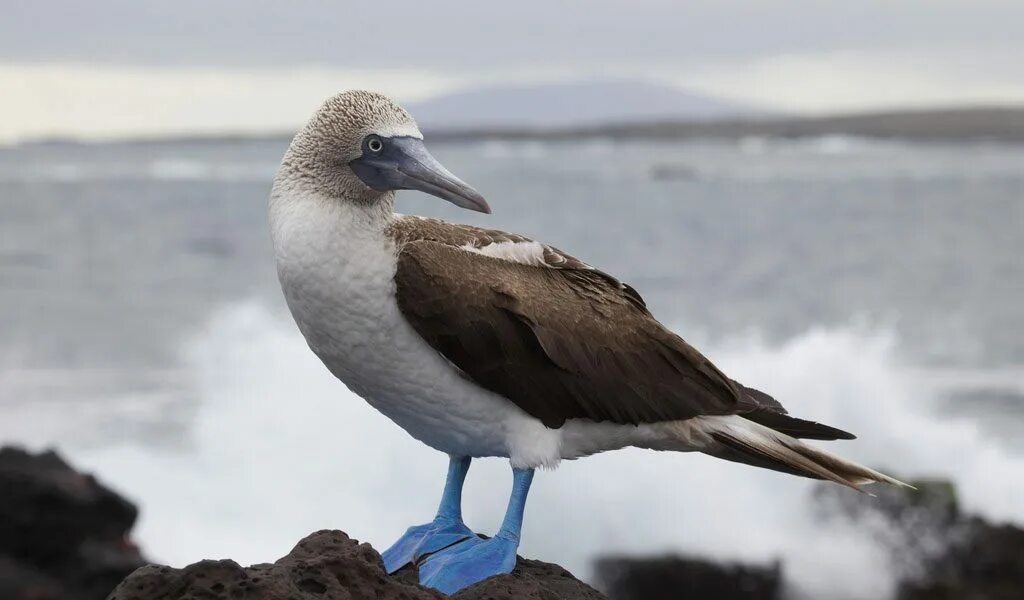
1,2 -> 1022,599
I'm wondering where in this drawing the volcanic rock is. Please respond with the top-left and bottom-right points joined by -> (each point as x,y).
108,529 -> 607,600
0,446 -> 146,600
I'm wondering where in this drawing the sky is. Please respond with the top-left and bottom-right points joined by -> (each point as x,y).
3,1 -> 1024,142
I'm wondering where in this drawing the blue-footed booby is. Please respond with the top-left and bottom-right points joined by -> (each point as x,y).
269,90 -> 906,595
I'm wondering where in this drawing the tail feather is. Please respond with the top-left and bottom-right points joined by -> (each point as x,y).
698,416 -> 910,492
734,383 -> 856,441
740,409 -> 856,441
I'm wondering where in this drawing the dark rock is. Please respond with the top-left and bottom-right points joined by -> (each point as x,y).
813,478 -> 1024,600
108,529 -> 607,600
595,555 -> 782,600
0,446 -> 146,600
0,556 -> 64,600
896,519 -> 1024,600
592,479 -> 1024,600
813,477 -> 962,579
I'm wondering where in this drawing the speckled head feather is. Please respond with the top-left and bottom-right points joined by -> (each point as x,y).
275,90 -> 422,202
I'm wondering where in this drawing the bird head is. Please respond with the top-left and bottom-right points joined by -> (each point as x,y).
281,90 -> 489,214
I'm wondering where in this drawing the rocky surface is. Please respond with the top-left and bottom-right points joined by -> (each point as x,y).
108,529 -> 606,600
814,479 -> 1024,600
596,555 -> 782,600
593,480 -> 1024,600
0,446 -> 147,600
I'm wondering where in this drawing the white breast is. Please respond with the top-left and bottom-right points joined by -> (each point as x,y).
269,190 -> 573,467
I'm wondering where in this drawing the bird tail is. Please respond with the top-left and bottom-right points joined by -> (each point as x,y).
685,415 -> 910,492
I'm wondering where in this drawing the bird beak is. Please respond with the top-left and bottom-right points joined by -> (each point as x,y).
350,136 -> 491,214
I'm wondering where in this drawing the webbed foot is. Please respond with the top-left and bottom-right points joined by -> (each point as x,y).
417,534 -> 519,594
381,518 -> 477,574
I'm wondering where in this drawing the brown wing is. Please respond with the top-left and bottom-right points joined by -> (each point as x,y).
394,240 -> 745,428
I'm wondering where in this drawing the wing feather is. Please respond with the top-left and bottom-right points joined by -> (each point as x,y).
394,239 -> 743,428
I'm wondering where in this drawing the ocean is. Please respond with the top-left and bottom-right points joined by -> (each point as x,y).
1,135 -> 1021,599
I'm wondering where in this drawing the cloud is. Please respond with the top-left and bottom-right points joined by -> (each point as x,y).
0,63 -> 454,143
671,49 -> 1024,113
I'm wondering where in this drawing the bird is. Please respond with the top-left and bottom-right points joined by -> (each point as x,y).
269,90 -> 907,595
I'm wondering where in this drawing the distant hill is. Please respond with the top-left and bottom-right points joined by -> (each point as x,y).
410,80 -> 762,130
427,106 -> 1024,143
19,105 -> 1024,148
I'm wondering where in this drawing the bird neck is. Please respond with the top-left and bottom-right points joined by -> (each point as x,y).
339,191 -> 396,233
270,179 -> 397,270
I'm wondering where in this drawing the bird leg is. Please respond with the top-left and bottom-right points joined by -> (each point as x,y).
381,455 -> 477,573
418,467 -> 535,594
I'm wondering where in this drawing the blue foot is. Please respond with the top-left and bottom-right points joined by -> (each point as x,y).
417,465 -> 533,595
418,534 -> 519,595
381,517 -> 477,574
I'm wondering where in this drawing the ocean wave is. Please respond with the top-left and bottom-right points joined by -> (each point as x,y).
0,365 -> 194,451
55,302 -> 1023,599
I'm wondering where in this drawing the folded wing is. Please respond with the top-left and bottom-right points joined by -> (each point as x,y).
394,239 -> 748,428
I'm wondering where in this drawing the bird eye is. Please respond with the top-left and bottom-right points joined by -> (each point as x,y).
367,136 -> 384,153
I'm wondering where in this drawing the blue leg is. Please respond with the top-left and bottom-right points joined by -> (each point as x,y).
419,466 -> 535,595
381,455 -> 477,573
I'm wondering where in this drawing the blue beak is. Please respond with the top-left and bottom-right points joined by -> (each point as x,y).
350,136 -> 491,214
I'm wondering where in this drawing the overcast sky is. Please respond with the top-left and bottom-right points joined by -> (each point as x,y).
4,1 -> 1024,141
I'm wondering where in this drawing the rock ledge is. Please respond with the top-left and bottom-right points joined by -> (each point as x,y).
108,530 -> 606,600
